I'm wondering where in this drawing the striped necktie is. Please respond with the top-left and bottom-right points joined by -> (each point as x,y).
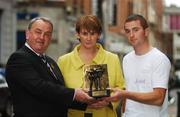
40,55 -> 57,80
40,55 -> 47,64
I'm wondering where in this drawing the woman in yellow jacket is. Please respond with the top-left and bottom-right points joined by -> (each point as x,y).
57,15 -> 125,117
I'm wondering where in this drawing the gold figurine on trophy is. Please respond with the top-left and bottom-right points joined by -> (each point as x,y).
84,64 -> 110,98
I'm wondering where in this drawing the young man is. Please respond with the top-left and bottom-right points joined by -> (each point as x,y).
106,14 -> 171,117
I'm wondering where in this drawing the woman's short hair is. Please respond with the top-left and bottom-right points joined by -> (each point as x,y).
75,15 -> 102,34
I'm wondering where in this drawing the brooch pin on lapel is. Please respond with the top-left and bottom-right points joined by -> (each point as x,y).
50,64 -> 55,69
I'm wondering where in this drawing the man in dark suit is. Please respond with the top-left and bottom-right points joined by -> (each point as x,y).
5,17 -> 93,117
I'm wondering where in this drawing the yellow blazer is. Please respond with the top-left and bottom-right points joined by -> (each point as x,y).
57,44 -> 125,117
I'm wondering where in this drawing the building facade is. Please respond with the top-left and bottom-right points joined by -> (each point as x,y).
163,5 -> 180,69
0,0 -> 169,64
0,0 -> 16,65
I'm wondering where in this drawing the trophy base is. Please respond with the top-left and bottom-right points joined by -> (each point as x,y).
88,89 -> 110,98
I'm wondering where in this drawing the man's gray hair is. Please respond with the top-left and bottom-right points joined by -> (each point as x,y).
27,17 -> 53,30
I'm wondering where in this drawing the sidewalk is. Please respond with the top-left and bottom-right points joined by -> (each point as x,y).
168,88 -> 180,117
168,102 -> 177,117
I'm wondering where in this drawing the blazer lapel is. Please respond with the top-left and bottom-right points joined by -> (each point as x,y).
21,45 -> 58,80
45,58 -> 58,80
46,56 -> 65,83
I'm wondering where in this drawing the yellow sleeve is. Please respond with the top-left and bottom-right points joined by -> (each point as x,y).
57,57 -> 62,70
111,55 -> 125,111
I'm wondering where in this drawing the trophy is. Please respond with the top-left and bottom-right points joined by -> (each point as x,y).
84,64 -> 110,98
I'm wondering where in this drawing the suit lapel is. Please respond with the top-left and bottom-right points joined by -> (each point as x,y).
46,56 -> 64,83
21,45 -> 59,81
45,57 -> 58,80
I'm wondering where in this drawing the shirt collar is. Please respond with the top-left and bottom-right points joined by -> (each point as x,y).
25,42 -> 45,57
93,44 -> 105,64
71,43 -> 105,70
71,44 -> 84,70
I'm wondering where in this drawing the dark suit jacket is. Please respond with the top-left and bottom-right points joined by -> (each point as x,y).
5,45 -> 77,117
